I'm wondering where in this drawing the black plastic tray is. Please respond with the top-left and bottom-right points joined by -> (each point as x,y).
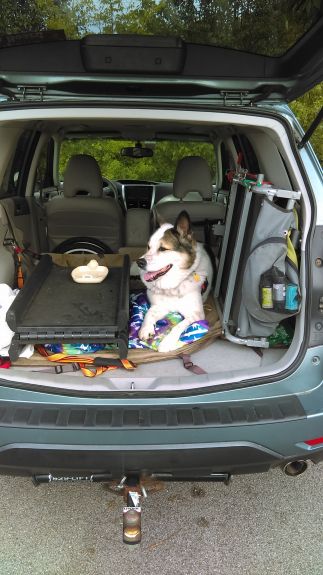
7,254 -> 130,361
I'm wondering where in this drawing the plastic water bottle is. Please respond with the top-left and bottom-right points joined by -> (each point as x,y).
272,267 -> 286,312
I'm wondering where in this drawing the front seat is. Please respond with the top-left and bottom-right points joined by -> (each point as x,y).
153,155 -> 226,241
46,154 -> 124,252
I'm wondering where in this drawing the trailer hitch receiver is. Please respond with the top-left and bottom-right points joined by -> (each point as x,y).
119,475 -> 146,544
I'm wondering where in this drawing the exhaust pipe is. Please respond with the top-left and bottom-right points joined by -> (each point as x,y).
283,460 -> 308,477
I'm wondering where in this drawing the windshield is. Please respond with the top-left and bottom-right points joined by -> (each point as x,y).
0,1 -> 321,57
59,139 -> 217,182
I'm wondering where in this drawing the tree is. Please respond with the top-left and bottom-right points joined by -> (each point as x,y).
0,0 -> 46,34
92,1 -> 124,34
118,0 -> 318,56
290,83 -> 323,164
115,0 -> 177,35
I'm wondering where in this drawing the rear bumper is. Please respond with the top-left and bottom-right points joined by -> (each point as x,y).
0,441 -> 322,478
1,367 -> 323,478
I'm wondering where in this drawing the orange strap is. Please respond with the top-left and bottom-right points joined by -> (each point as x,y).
36,346 -> 135,378
16,250 -> 24,288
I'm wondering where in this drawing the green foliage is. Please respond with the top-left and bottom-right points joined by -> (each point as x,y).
59,139 -> 217,182
117,0 -> 318,56
0,0 -> 95,38
290,83 -> 323,164
0,1 -> 46,34
92,1 -> 124,34
1,0 -> 319,56
35,0 -> 97,38
0,1 -> 320,58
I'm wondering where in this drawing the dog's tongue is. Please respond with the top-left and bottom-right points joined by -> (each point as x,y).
144,265 -> 171,282
144,270 -> 159,281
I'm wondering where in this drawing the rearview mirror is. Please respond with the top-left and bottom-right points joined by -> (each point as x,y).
121,143 -> 153,158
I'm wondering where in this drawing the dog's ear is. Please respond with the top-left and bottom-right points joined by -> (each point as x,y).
175,210 -> 192,239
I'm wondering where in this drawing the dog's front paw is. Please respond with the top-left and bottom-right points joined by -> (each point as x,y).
139,322 -> 155,341
158,335 -> 178,353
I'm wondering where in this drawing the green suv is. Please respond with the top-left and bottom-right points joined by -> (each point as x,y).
0,14 -> 322,488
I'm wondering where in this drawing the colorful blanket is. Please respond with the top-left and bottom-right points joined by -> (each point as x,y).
128,291 -> 209,351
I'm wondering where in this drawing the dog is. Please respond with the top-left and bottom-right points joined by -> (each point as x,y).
137,210 -> 213,352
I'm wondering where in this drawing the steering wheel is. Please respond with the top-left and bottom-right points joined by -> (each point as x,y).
53,237 -> 114,254
102,178 -> 119,200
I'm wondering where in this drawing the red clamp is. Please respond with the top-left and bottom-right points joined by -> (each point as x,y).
0,357 -> 11,369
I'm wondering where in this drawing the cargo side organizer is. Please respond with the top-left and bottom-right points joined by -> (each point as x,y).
6,254 -> 130,361
215,168 -> 301,348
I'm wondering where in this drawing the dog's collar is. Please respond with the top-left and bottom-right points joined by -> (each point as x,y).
201,278 -> 208,294
193,272 -> 208,295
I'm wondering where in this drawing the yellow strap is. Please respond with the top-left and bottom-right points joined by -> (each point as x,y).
16,252 -> 24,288
120,359 -> 136,370
293,207 -> 299,230
44,352 -> 94,364
287,231 -> 298,268
78,364 -> 118,378
37,350 -> 135,378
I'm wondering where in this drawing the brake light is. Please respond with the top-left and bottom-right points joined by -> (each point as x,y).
304,437 -> 323,446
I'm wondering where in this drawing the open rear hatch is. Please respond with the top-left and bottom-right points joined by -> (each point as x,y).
0,13 -> 322,103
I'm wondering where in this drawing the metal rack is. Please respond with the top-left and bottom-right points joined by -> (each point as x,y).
214,168 -> 301,348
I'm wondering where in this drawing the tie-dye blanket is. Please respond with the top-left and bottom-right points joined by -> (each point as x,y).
128,291 -> 209,351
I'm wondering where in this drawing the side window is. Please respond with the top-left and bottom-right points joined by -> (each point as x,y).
220,143 -> 235,191
34,138 -> 55,196
1,130 -> 40,197
232,134 -> 260,173
4,131 -> 33,197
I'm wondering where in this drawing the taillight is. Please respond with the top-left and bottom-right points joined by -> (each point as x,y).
304,437 -> 323,446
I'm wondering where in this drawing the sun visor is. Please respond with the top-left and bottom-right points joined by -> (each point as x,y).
81,34 -> 185,74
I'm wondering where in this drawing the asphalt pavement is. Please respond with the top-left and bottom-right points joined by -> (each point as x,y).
0,463 -> 322,575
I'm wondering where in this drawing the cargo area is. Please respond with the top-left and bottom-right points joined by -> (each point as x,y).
0,107 -> 310,393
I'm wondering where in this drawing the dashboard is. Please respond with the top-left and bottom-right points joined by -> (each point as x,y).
103,180 -> 155,209
103,179 -> 165,210
121,182 -> 155,210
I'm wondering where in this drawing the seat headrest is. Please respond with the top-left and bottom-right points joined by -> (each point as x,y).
173,156 -> 213,200
63,154 -> 103,198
